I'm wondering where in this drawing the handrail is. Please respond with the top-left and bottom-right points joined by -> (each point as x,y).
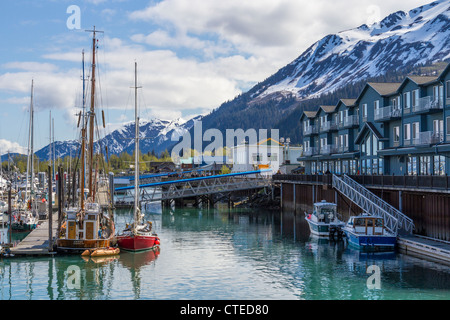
341,174 -> 414,233
332,175 -> 400,234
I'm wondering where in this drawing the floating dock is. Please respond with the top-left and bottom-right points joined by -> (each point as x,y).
9,212 -> 59,256
397,235 -> 450,265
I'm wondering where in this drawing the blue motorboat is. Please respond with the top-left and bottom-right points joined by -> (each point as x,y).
343,214 -> 397,251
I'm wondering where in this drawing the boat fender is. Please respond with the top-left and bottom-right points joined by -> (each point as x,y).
81,250 -> 91,256
155,239 -> 160,246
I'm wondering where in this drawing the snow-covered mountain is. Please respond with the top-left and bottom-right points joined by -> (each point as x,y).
198,0 -> 450,145
251,0 -> 450,102
34,116 -> 200,161
97,116 -> 200,156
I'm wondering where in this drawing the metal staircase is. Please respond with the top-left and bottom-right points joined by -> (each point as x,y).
332,174 -> 414,235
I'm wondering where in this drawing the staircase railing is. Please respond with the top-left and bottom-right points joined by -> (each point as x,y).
332,174 -> 414,235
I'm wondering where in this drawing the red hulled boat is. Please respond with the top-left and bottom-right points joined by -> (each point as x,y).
116,221 -> 160,251
116,62 -> 160,252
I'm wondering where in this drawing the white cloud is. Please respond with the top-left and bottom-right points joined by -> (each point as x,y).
128,0 -> 432,67
0,0 -> 434,148
0,139 -> 27,155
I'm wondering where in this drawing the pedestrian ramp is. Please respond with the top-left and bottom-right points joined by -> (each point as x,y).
332,174 -> 414,235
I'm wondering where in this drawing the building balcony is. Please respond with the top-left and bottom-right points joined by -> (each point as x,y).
412,131 -> 444,146
334,145 -> 350,153
320,121 -> 338,132
320,144 -> 339,155
412,96 -> 443,114
303,147 -> 319,156
304,126 -> 318,136
374,105 -> 401,121
343,115 -> 359,128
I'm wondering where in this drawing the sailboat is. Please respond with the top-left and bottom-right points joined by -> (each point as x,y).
56,28 -> 115,253
10,79 -> 38,232
116,62 -> 160,252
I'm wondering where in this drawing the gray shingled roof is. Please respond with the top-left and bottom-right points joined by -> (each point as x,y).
320,105 -> 337,113
406,76 -> 439,85
367,82 -> 401,96
303,110 -> 318,118
339,99 -> 356,107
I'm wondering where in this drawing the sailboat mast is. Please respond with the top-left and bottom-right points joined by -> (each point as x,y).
26,79 -> 34,202
88,29 -> 97,199
80,50 -> 86,210
30,80 -> 34,198
134,62 -> 140,225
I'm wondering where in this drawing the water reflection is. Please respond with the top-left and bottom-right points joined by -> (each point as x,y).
0,206 -> 449,300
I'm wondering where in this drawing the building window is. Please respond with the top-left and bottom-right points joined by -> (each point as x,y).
373,159 -> 378,175
252,153 -> 262,162
446,81 -> 450,99
412,89 -> 419,109
420,156 -> 431,175
373,136 -> 378,156
378,158 -> 384,175
393,126 -> 400,146
362,104 -> 368,121
374,100 -> 379,111
335,161 -> 341,175
366,135 -> 372,156
434,155 -> 445,176
342,160 -> 349,174
404,92 -> 411,112
404,123 -> 411,145
350,160 -> 356,175
267,153 -> 277,161
446,117 -> 450,136
407,156 -> 417,175
312,162 -> 316,174
412,122 -> 419,144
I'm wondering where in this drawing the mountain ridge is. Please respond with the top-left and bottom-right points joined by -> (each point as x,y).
5,0 -> 450,161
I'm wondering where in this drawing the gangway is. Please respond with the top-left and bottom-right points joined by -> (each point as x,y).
332,174 -> 414,235
115,170 -> 272,204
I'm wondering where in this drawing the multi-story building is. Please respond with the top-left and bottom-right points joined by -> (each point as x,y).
299,63 -> 450,176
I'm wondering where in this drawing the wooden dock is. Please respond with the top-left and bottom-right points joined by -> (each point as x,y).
10,212 -> 59,256
97,184 -> 111,209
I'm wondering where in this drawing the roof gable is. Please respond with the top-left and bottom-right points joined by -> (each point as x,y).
355,122 -> 388,144
355,82 -> 401,105
398,75 -> 439,91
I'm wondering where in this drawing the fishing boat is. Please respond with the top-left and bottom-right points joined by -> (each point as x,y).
10,209 -> 38,231
304,200 -> 345,238
342,214 -> 397,251
116,62 -> 160,252
56,28 -> 115,253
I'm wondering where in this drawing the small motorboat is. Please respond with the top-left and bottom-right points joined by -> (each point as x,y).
343,214 -> 397,251
305,200 -> 345,238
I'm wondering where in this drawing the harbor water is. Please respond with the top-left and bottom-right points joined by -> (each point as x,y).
0,205 -> 449,300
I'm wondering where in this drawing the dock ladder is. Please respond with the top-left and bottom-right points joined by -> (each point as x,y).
332,174 -> 414,235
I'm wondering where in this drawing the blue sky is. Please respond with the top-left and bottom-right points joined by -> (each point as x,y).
0,0 -> 431,154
